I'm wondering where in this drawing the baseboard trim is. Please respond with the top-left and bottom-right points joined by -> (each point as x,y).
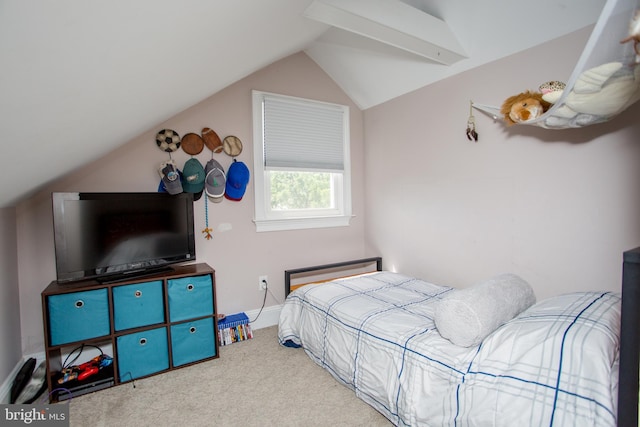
0,351 -> 46,404
246,304 -> 282,330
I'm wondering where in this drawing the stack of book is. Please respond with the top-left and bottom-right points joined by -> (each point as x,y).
217,312 -> 253,346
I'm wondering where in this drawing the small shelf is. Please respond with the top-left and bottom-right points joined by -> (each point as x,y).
51,364 -> 115,401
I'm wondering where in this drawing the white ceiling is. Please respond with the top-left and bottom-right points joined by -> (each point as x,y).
0,0 -> 605,208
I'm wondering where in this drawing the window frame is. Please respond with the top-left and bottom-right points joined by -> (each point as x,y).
252,90 -> 352,232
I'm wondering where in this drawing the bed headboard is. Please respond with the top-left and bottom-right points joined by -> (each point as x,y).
618,246 -> 640,427
284,257 -> 382,296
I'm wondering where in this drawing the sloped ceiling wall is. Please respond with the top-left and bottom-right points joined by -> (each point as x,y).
0,0 -> 605,208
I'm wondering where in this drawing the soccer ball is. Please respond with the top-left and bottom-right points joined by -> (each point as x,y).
156,129 -> 181,152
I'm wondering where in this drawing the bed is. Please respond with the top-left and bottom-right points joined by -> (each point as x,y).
278,250 -> 640,426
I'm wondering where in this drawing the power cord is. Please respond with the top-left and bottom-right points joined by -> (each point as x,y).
249,278 -> 283,324
120,372 -> 136,388
250,278 -> 269,323
48,388 -> 72,403
267,287 -> 281,304
62,344 -> 104,369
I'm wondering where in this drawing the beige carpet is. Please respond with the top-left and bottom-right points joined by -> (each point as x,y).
67,326 -> 392,426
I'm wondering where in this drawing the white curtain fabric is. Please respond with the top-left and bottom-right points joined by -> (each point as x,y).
262,95 -> 346,171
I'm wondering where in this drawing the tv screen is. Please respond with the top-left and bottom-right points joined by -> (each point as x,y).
52,192 -> 196,283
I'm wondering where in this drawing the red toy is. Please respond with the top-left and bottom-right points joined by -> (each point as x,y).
58,354 -> 112,384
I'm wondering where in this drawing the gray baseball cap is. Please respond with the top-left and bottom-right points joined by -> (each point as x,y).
204,159 -> 226,203
158,160 -> 183,195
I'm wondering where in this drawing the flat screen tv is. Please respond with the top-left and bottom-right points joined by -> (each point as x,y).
52,192 -> 196,283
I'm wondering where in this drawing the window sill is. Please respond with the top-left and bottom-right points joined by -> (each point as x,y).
253,215 -> 353,232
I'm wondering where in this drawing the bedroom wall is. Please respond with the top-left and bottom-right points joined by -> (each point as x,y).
15,52 -> 366,355
363,27 -> 640,300
0,208 -> 21,392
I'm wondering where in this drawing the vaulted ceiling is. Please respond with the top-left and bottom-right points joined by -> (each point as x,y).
0,0 -> 605,208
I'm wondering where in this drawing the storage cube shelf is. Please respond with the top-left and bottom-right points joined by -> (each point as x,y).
47,288 -> 111,346
112,280 -> 165,331
41,263 -> 218,402
117,327 -> 170,381
171,317 -> 216,366
167,275 -> 214,322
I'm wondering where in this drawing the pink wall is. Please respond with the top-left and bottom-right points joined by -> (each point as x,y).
364,27 -> 640,299
12,27 -> 640,357
15,52 -> 366,354
0,207 -> 21,383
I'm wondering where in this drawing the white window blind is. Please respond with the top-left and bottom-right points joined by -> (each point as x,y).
263,95 -> 346,171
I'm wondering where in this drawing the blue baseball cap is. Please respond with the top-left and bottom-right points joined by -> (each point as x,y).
225,160 -> 250,201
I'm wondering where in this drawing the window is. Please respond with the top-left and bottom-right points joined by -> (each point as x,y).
252,90 -> 352,232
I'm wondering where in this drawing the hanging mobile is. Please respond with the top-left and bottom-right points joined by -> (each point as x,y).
466,100 -> 479,142
202,196 -> 213,240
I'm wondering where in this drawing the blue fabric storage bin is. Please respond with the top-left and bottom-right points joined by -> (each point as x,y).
167,275 -> 213,322
48,288 -> 110,346
116,327 -> 169,381
170,317 -> 216,367
112,280 -> 165,331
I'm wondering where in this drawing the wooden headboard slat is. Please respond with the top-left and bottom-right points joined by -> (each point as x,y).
284,257 -> 382,295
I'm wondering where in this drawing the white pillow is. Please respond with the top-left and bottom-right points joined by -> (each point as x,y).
434,273 -> 536,347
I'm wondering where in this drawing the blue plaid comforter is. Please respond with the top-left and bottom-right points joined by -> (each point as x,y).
278,272 -> 620,426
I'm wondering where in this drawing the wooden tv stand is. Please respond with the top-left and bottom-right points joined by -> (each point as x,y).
41,263 -> 218,402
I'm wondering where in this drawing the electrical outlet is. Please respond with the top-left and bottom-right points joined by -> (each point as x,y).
258,275 -> 268,291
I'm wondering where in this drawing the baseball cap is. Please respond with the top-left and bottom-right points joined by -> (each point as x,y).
225,160 -> 250,201
158,169 -> 184,193
204,159 -> 226,203
182,158 -> 205,194
158,160 -> 183,195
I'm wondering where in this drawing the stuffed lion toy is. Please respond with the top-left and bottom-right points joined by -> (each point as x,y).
500,91 -> 551,125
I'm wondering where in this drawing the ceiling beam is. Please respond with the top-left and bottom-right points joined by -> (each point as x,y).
303,0 -> 467,65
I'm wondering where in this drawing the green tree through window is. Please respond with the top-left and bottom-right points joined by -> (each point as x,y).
270,171 -> 332,210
